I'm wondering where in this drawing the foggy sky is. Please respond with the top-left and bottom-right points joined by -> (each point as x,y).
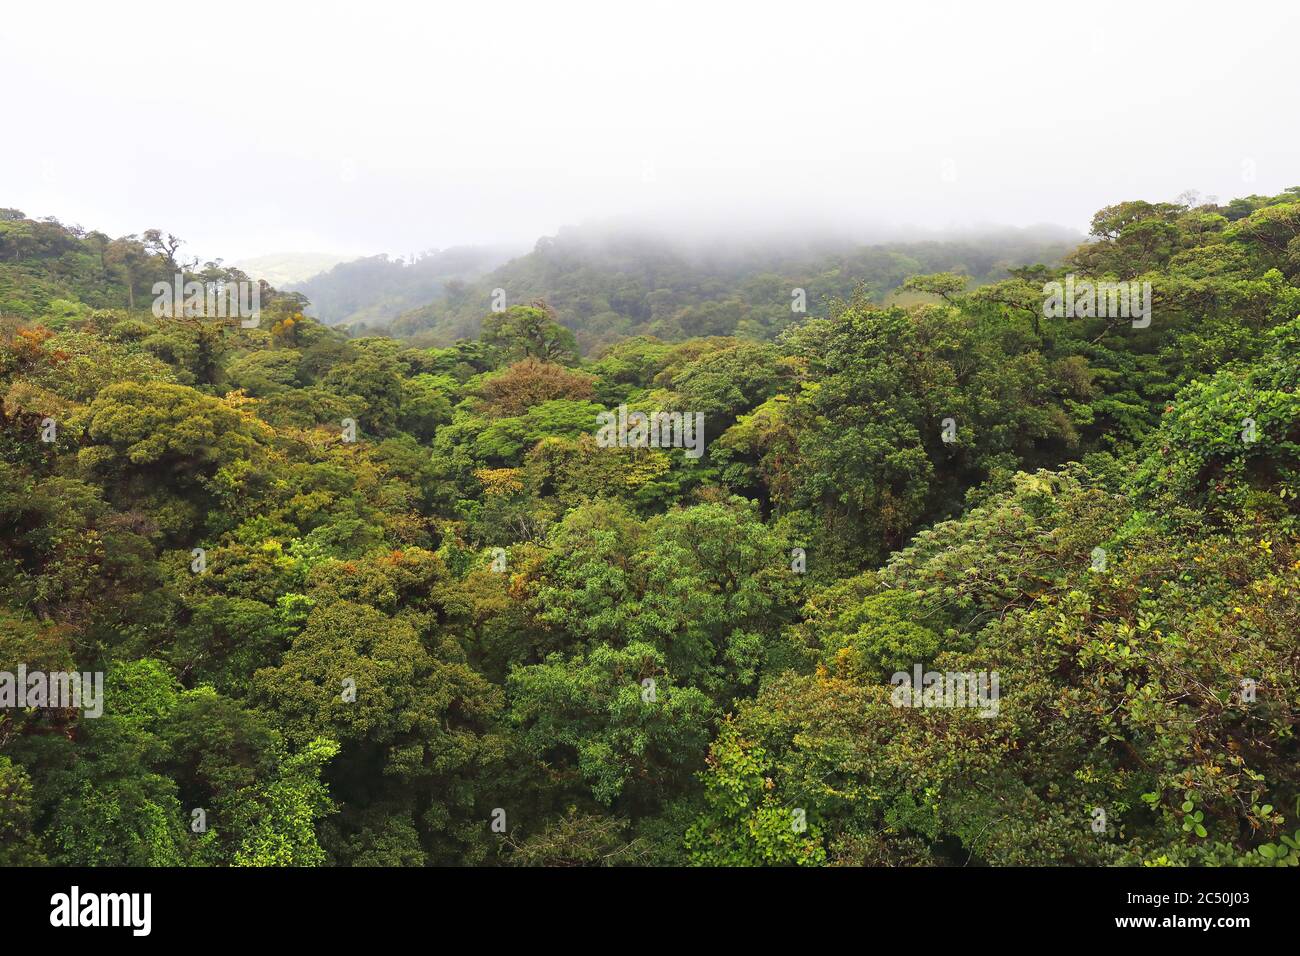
3,0 -> 1297,264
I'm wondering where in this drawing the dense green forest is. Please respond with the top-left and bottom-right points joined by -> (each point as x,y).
1,188 -> 1298,866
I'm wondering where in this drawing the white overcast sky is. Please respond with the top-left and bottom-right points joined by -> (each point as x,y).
2,0 -> 1297,262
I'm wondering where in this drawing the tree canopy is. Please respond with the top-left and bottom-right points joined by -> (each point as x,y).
2,188 -> 1299,866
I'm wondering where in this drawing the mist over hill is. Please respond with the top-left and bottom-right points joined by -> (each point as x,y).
287,244 -> 524,328
354,221 -> 1082,353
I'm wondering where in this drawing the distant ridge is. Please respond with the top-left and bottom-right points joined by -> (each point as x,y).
233,252 -> 358,288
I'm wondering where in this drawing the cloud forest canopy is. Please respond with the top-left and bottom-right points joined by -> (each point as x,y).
0,187 -> 1299,867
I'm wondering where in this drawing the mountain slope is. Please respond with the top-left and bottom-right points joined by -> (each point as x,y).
382,223 -> 1081,352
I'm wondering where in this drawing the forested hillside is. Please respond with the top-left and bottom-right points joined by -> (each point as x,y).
287,245 -> 522,329
379,224 -> 1081,353
1,188 -> 1298,866
0,210 -> 257,320
289,223 -> 1081,351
